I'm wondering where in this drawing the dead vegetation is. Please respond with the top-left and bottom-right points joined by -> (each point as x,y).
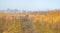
0,10 -> 60,33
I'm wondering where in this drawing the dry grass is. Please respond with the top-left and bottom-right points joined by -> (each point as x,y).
0,11 -> 60,33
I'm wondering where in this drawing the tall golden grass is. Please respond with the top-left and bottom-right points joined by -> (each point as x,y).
0,11 -> 60,33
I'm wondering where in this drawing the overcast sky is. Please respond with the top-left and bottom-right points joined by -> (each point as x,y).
0,0 -> 60,11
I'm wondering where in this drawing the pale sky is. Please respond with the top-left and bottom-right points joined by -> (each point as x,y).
0,0 -> 60,11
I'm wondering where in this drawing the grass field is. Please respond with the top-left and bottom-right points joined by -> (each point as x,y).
0,11 -> 60,33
